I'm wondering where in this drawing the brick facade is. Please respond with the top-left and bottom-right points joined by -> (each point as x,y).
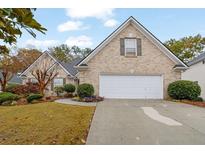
77,23 -> 181,98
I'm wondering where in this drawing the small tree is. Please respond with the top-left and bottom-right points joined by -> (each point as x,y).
54,86 -> 64,96
0,55 -> 23,91
31,58 -> 58,95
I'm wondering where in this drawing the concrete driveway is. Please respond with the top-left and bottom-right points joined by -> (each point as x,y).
86,99 -> 205,145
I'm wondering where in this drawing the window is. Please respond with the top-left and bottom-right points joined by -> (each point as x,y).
124,38 -> 137,56
53,78 -> 64,87
31,78 -> 38,83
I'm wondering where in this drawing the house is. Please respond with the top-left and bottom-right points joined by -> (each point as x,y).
182,52 -> 205,99
20,52 -> 80,95
20,16 -> 188,99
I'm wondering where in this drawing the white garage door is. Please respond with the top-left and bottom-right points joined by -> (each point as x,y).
99,75 -> 163,99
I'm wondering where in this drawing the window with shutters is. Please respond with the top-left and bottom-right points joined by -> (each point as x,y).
124,38 -> 137,56
53,78 -> 64,87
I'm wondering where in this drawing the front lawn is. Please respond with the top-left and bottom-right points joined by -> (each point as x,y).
0,102 -> 95,144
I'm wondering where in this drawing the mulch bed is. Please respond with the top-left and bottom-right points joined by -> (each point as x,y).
177,100 -> 205,108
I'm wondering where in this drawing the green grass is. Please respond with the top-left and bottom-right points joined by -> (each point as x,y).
0,102 -> 95,145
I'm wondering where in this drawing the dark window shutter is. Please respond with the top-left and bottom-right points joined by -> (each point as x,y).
120,38 -> 125,56
137,38 -> 142,56
51,80 -> 54,91
63,78 -> 66,85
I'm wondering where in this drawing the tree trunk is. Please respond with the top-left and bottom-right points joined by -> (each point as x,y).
1,82 -> 6,92
39,87 -> 44,96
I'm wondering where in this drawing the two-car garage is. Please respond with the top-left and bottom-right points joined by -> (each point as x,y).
99,75 -> 163,99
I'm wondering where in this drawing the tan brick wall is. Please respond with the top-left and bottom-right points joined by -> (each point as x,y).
22,54 -> 77,96
77,23 -> 181,98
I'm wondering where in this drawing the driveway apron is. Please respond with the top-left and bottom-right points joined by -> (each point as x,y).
86,99 -> 205,145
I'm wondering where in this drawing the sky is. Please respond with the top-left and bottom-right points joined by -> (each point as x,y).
15,8 -> 205,50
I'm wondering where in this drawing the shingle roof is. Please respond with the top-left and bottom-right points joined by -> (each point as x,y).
188,52 -> 205,66
56,57 -> 82,76
20,51 -> 82,77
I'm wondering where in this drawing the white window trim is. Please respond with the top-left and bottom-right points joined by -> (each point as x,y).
124,38 -> 137,56
53,78 -> 64,87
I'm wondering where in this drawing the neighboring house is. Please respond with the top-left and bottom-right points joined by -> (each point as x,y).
20,16 -> 188,99
182,52 -> 205,99
20,51 -> 80,95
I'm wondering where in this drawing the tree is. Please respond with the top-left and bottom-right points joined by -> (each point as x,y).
71,46 -> 91,58
0,8 -> 47,54
16,48 -> 42,70
0,54 -> 23,91
31,58 -> 58,95
48,44 -> 92,62
48,44 -> 73,62
164,34 -> 205,62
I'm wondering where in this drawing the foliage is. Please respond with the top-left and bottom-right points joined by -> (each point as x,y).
5,83 -> 21,91
0,8 -> 46,54
193,97 -> 203,102
77,83 -> 94,98
15,48 -> 42,70
164,34 -> 205,62
6,82 -> 39,95
168,80 -> 201,100
48,44 -> 92,62
48,44 -> 73,62
54,86 -> 64,96
27,94 -> 43,103
0,92 -> 20,104
0,54 -> 24,91
64,84 -> 76,93
71,45 -> 92,58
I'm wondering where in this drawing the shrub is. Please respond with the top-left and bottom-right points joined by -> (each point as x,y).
6,82 -> 39,96
54,86 -> 64,96
5,83 -> 21,92
77,83 -> 94,98
193,97 -> 203,102
27,94 -> 43,103
64,84 -> 76,93
0,92 -> 20,105
168,80 -> 201,100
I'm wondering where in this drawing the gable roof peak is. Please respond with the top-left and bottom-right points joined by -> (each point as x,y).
76,16 -> 188,68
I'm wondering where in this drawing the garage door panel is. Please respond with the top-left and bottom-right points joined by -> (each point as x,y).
99,75 -> 163,99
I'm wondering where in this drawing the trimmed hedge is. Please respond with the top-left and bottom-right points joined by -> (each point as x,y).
193,97 -> 203,102
64,84 -> 76,93
27,94 -> 43,103
168,80 -> 201,100
77,83 -> 94,98
0,92 -> 20,105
